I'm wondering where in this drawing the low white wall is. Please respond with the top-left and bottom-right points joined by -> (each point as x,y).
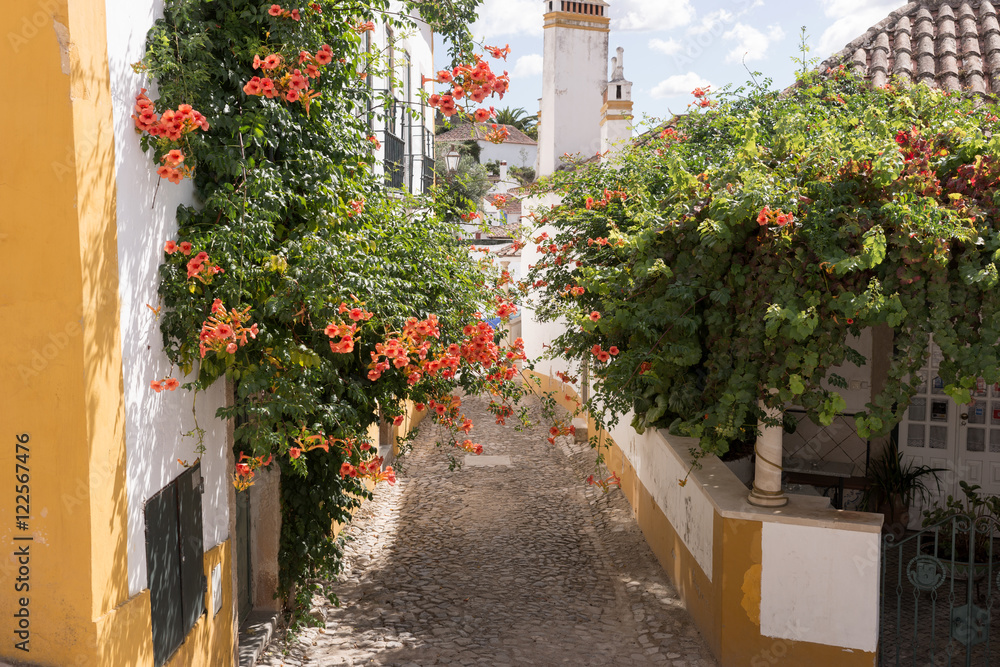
761,522 -> 880,652
616,422 -> 882,653
105,0 -> 231,596
607,418 -> 716,580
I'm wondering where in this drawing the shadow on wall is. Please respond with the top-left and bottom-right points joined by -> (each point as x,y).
103,0 -> 232,602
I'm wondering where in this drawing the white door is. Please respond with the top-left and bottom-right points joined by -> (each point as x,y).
898,343 -> 960,524
956,378 -> 1000,497
899,340 -> 1000,527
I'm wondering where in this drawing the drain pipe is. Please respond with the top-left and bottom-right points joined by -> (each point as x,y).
748,396 -> 788,507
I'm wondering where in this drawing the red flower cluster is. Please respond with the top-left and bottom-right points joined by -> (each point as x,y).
348,199 -> 365,216
132,90 -> 209,182
425,52 -> 510,124
495,295 -> 518,320
555,370 -> 578,384
591,344 -> 619,363
457,439 -> 484,455
546,421 -> 576,445
656,126 -> 685,152
586,471 -> 621,492
691,86 -> 714,108
485,44 -> 511,60
234,452 -> 273,491
150,377 -> 180,393
185,251 -> 225,282
340,457 -> 396,483
560,285 -> 585,298
164,240 -> 193,255
756,205 -> 795,227
243,45 -> 330,114
584,188 -> 627,210
199,301 -> 258,358
484,123 -> 510,144
268,4 -> 300,20
325,321 -> 358,353
366,315 -> 440,382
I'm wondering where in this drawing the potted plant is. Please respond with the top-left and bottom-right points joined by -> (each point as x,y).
921,481 -> 1000,580
861,440 -> 944,538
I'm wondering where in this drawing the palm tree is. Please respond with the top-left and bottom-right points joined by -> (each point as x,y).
493,107 -> 537,134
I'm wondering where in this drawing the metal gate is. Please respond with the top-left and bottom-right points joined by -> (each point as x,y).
880,516 -> 1000,665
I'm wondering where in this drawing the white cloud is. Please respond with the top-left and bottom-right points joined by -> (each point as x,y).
723,23 -> 785,64
512,53 -> 544,78
686,9 -> 734,37
649,37 -> 682,56
613,0 -> 695,32
471,0 -> 543,40
650,72 -> 712,99
816,1 -> 908,57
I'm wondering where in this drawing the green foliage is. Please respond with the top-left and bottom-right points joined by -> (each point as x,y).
433,149 -> 491,220
509,165 -> 535,186
527,68 -> 1000,456
140,0 -> 496,600
922,481 -> 1000,562
493,106 -> 537,132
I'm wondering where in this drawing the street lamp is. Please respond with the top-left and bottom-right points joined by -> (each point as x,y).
445,149 -> 461,173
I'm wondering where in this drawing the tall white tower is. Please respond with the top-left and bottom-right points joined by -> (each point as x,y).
537,0 -> 610,176
601,46 -> 634,157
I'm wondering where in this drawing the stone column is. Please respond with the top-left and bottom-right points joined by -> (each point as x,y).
748,398 -> 788,507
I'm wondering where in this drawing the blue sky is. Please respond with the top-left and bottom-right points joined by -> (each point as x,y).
440,0 -> 908,127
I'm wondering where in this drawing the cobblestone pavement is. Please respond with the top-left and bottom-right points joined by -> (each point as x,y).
258,393 -> 719,666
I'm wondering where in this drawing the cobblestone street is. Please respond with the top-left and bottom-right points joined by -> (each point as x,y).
259,394 -> 719,666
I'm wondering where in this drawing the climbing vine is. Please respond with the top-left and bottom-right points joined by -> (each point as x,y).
527,68 -> 1000,458
133,0 -> 532,607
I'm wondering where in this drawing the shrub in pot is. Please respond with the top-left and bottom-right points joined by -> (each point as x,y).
862,440 -> 944,538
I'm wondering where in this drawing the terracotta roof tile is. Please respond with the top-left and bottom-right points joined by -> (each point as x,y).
822,0 -> 1000,98
435,123 -> 537,146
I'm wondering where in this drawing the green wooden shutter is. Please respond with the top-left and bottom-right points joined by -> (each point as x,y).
145,484 -> 183,667
177,464 -> 206,634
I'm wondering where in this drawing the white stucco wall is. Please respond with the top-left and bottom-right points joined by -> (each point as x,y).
601,117 -> 633,158
480,141 -> 537,170
538,14 -> 608,175
105,0 -> 231,596
520,194 -> 579,383
761,522 -> 880,652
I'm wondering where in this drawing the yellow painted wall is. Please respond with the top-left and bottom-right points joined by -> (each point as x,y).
0,0 -> 132,663
0,1 -> 237,664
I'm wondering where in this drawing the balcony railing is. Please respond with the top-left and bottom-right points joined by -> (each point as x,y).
384,131 -> 405,189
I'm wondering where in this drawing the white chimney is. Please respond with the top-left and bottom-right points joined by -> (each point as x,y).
499,160 -> 509,182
